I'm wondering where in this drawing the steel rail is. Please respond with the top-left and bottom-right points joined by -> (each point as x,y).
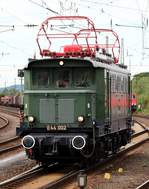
133,119 -> 148,130
0,106 -> 19,117
132,129 -> 148,138
38,169 -> 80,189
133,114 -> 149,119
0,115 -> 9,129
0,136 -> 19,145
136,180 -> 149,189
0,136 -> 22,155
0,144 -> 22,154
0,165 -> 44,187
0,163 -> 59,188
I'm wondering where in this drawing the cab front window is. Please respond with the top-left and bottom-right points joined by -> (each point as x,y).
32,69 -> 49,88
74,69 -> 92,87
55,69 -> 70,88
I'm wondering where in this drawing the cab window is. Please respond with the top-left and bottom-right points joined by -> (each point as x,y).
55,69 -> 70,88
74,69 -> 92,87
32,70 -> 49,87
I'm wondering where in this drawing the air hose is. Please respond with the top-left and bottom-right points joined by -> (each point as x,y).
80,120 -> 96,158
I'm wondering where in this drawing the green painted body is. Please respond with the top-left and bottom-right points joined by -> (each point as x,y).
22,57 -> 130,133
23,58 -> 106,129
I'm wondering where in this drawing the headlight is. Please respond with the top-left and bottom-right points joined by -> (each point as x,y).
78,116 -> 85,123
22,135 -> 35,149
28,116 -> 35,123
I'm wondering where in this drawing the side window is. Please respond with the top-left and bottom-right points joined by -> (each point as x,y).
38,71 -> 49,86
55,70 -> 70,88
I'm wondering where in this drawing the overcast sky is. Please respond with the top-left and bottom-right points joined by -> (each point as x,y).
0,0 -> 149,87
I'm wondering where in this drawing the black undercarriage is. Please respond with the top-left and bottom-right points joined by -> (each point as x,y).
20,128 -> 131,164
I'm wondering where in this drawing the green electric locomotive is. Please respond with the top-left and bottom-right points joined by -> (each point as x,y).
16,16 -> 132,164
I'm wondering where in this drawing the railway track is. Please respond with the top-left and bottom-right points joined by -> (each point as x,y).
134,114 -> 149,119
0,106 -> 19,117
0,164 -> 45,188
0,136 -> 22,155
132,115 -> 149,189
0,120 -> 148,189
132,119 -> 149,143
136,179 -> 149,189
0,106 -> 21,155
0,115 -> 9,129
0,163 -> 78,189
133,115 -> 149,129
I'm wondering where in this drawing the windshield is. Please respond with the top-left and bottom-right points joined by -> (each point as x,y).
32,68 -> 94,89
74,69 -> 91,87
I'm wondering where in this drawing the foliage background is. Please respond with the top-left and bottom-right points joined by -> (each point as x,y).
132,72 -> 149,114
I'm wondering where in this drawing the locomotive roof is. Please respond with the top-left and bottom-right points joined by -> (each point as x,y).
26,57 -> 130,75
87,58 -> 130,74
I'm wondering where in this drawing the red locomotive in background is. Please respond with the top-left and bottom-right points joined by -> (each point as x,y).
131,94 -> 137,113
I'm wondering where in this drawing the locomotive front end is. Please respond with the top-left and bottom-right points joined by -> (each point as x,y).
17,59 -> 97,163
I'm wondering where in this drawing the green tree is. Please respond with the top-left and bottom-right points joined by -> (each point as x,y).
132,72 -> 149,114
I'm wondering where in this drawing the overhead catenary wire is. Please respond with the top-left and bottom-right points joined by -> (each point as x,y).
28,0 -> 77,33
28,0 -> 59,15
28,0 -> 90,34
80,0 -> 149,13
0,6 -> 28,24
0,1 -> 85,59
0,28 -> 14,33
0,40 -> 33,56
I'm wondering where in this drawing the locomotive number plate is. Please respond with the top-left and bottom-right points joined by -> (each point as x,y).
47,125 -> 67,131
